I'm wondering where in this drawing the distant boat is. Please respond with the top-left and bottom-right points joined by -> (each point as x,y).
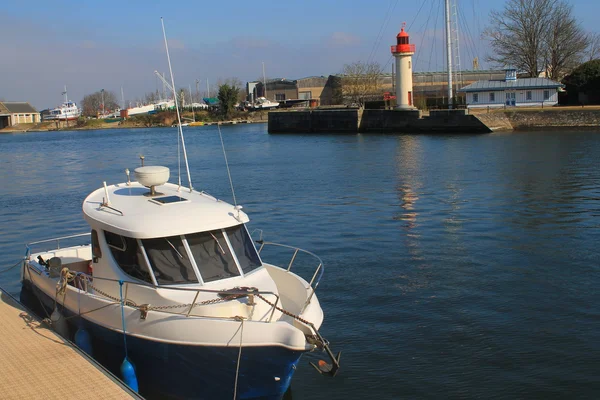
121,100 -> 175,118
250,96 -> 280,110
43,86 -> 81,121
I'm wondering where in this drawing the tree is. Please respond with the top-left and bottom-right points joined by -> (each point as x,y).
562,59 -> 600,103
81,90 -> 119,117
586,32 -> 600,62
340,61 -> 383,107
484,0 -> 589,79
543,2 -> 589,80
217,79 -> 241,119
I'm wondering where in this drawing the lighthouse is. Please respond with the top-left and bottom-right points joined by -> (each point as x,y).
391,23 -> 416,110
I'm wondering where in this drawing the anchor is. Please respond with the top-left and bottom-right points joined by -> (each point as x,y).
306,328 -> 341,377
309,345 -> 341,377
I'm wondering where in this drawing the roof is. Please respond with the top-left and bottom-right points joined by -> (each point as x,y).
397,28 -> 409,38
458,78 -> 564,92
0,102 -> 38,113
82,181 -> 249,239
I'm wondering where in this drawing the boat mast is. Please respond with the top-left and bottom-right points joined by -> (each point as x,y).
189,84 -> 195,122
262,61 -> 267,100
63,85 -> 68,103
445,0 -> 453,108
161,17 -> 193,192
206,78 -> 210,98
121,87 -> 125,110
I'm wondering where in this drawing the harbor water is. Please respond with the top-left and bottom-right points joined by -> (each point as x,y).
0,124 -> 599,399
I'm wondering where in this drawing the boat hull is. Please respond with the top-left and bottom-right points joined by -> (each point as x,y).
20,281 -> 302,400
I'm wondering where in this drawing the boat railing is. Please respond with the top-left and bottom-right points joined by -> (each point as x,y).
26,233 -> 91,255
26,260 -> 283,322
78,274 -> 281,320
256,241 -> 323,309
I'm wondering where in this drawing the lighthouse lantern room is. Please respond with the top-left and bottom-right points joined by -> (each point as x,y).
390,23 -> 416,110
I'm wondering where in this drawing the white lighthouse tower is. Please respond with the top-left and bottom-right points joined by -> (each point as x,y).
391,23 -> 416,110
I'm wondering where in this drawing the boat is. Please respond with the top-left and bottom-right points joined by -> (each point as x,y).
43,86 -> 81,121
18,18 -> 339,400
250,96 -> 280,110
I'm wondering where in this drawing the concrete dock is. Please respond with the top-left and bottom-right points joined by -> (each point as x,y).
0,289 -> 138,400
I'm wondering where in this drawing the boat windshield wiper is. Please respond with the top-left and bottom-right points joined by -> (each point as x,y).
165,239 -> 184,259
210,232 -> 226,255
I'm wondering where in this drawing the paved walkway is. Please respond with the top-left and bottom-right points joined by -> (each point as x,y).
0,289 -> 137,399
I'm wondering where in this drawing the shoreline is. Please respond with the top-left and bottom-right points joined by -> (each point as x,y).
0,118 -> 268,134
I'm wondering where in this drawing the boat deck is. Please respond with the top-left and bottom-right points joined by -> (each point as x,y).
0,288 -> 138,400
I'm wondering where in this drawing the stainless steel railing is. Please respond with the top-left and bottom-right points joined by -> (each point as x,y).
256,241 -> 324,309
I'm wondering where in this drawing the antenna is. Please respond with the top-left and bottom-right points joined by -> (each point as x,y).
161,17 -> 193,192
217,124 -> 238,209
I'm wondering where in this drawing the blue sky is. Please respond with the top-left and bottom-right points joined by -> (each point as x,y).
1,0 -> 598,109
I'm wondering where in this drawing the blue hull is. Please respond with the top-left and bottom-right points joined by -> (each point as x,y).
20,281 -> 302,399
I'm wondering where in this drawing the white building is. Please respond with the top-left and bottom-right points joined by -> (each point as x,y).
458,69 -> 563,109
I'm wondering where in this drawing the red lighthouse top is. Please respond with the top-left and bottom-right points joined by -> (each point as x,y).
391,22 -> 415,54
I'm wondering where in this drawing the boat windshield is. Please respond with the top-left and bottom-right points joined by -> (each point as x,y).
224,225 -> 261,274
186,229 -> 240,283
142,235 -> 199,284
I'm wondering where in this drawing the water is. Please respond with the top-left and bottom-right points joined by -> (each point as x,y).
1,125 -> 599,399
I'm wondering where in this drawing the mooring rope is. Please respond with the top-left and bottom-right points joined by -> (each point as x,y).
232,316 -> 245,400
0,259 -> 24,274
118,280 -> 129,359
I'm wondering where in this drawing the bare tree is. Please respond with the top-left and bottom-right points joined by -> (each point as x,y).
484,0 -> 556,77
484,0 -> 589,79
587,32 -> 600,61
543,2 -> 589,80
81,90 -> 119,117
340,61 -> 383,107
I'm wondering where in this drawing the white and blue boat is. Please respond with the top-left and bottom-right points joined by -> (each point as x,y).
19,18 -> 339,400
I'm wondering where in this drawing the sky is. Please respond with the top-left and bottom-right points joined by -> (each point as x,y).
1,0 -> 598,109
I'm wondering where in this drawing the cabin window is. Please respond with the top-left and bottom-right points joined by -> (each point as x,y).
544,90 -> 550,100
489,92 -> 495,102
225,225 -> 262,274
104,231 -> 153,284
91,230 -> 102,262
186,229 -> 240,283
473,93 -> 479,103
142,235 -> 199,285
526,91 -> 532,100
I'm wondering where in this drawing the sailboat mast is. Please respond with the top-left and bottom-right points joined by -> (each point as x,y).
121,87 -> 125,110
445,0 -> 454,108
262,61 -> 267,100
206,78 -> 210,98
189,84 -> 195,122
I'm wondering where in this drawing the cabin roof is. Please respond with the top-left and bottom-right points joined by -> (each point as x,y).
458,78 -> 564,92
0,102 -> 38,113
82,181 -> 249,239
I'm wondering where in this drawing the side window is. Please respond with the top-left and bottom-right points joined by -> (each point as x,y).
91,230 -> 101,262
104,231 -> 153,284
224,225 -> 262,274
142,236 -> 199,285
187,230 -> 240,283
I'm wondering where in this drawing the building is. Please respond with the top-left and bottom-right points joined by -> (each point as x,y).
458,69 -> 563,109
0,102 -> 41,129
245,70 -> 511,109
